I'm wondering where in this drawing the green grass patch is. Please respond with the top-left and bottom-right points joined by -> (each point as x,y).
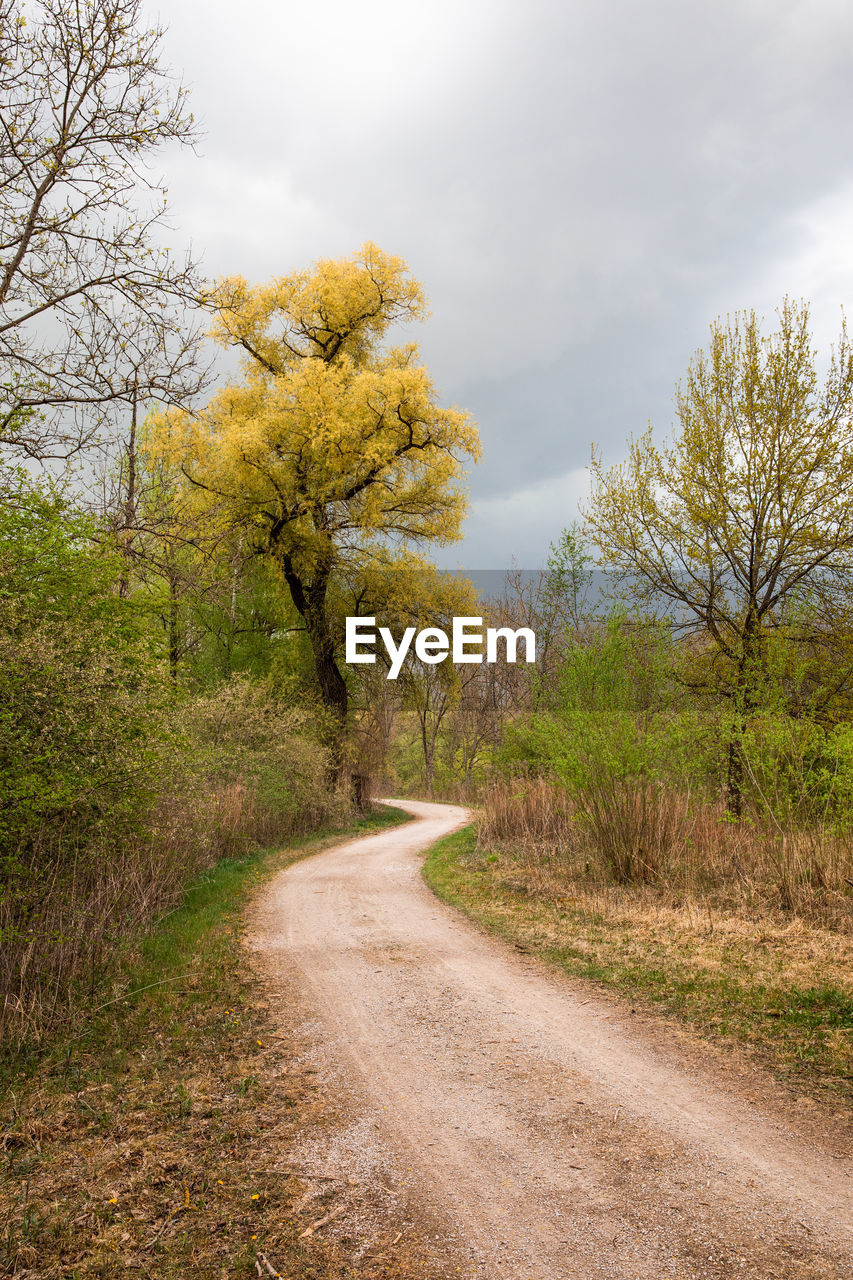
107,800 -> 413,1044
423,826 -> 853,1101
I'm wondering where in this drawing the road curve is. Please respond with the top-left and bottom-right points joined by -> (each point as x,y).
250,799 -> 852,1280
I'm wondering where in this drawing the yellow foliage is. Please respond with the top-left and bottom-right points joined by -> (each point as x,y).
211,241 -> 428,369
148,244 -> 479,724
150,244 -> 478,572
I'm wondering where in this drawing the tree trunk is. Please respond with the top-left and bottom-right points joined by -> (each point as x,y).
302,594 -> 348,725
279,552 -> 348,775
118,383 -> 137,599
726,608 -> 761,819
726,733 -> 743,819
168,574 -> 180,682
423,735 -> 435,795
351,772 -> 370,812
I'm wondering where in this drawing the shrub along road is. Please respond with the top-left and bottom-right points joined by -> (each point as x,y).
250,799 -> 853,1280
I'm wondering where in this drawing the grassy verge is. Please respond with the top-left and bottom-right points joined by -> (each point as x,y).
0,804 -> 430,1279
423,827 -> 853,1103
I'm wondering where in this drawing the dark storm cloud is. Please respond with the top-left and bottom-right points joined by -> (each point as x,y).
152,0 -> 853,565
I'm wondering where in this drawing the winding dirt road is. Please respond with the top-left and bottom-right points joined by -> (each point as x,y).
250,799 -> 853,1279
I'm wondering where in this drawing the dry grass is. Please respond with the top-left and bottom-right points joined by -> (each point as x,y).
433,773 -> 853,1099
479,776 -> 853,929
0,773 -> 350,1051
424,825 -> 853,1102
0,808 -> 453,1279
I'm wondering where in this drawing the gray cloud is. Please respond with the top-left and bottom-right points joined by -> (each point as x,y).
150,0 -> 853,564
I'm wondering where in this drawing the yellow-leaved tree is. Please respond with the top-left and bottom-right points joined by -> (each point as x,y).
150,243 -> 480,737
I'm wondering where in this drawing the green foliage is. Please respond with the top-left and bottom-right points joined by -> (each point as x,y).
184,678 -> 339,836
0,472 -> 170,858
585,301 -> 853,814
0,469 -> 346,1045
503,611 -> 709,793
494,613 -> 718,882
187,554 -> 305,686
740,714 -> 853,830
0,471 -> 133,630
542,522 -> 593,641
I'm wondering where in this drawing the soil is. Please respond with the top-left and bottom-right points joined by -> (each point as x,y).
248,799 -> 853,1280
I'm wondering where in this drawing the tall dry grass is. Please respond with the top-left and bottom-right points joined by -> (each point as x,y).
479,776 -> 853,930
0,752 -> 349,1050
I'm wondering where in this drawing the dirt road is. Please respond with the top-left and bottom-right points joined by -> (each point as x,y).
250,799 -> 853,1279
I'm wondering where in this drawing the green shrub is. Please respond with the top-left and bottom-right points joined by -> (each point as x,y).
184,678 -> 347,847
502,612 -> 711,791
0,474 -> 344,1046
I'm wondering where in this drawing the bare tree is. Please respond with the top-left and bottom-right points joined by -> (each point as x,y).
0,0 -> 207,460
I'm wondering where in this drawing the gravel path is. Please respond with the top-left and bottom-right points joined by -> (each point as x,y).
250,799 -> 853,1279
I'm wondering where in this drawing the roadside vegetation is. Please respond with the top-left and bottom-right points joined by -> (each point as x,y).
0,806 -> 450,1279
424,825 -> 853,1099
0,467 -> 351,1052
0,1 -> 478,1062
411,304 -> 853,1102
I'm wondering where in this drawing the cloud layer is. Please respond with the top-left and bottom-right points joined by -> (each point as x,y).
152,0 -> 853,565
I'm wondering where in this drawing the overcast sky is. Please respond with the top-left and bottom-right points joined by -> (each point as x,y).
149,0 -> 853,568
